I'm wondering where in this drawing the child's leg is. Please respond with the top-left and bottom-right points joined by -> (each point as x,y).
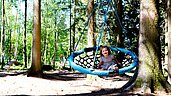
107,64 -> 117,70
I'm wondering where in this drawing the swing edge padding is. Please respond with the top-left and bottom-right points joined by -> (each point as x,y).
68,46 -> 138,76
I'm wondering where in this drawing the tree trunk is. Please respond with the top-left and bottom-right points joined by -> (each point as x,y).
167,0 -> 171,84
14,14 -> 18,60
73,0 -> 76,50
23,0 -> 27,68
53,10 -> 57,68
114,0 -> 124,63
1,0 -> 5,69
43,1 -> 48,64
115,0 -> 123,47
87,0 -> 96,80
27,0 -> 43,77
87,0 -> 96,47
0,0 -> 5,69
69,0 -> 72,55
137,0 -> 171,93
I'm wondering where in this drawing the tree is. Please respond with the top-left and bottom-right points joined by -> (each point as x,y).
72,0 -> 76,50
115,0 -> 123,47
27,0 -> 43,77
23,0 -> 27,68
137,0 -> 171,93
42,1 -> 48,64
87,0 -> 96,47
1,0 -> 5,69
168,0 -> 171,84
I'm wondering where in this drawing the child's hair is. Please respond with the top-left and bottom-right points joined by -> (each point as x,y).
100,46 -> 111,56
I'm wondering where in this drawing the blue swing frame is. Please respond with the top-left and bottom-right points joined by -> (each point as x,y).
68,0 -> 139,76
68,46 -> 138,76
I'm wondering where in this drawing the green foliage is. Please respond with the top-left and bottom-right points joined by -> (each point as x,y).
0,0 -> 139,69
0,0 -> 167,71
122,0 -> 139,52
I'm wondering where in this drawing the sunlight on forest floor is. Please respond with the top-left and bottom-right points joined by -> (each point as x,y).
0,70 -> 171,95
0,70 -> 129,95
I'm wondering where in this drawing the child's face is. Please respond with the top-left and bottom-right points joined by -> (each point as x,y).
102,48 -> 109,57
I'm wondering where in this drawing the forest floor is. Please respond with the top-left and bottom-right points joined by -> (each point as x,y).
0,70 -> 171,96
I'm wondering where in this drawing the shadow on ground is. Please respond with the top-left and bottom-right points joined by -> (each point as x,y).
43,71 -> 86,81
0,70 -> 86,81
0,68 -> 143,96
0,70 -> 27,77
64,88 -> 155,96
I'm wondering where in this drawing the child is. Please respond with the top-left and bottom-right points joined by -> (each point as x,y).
98,46 -> 121,70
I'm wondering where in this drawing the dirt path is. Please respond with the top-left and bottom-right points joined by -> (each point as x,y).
0,70 -> 170,95
0,70 -> 131,95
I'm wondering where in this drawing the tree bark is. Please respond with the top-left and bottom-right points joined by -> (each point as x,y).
137,0 -> 171,93
1,0 -> 5,69
43,1 -> 48,64
87,0 -> 96,47
27,0 -> 43,77
115,0 -> 123,47
23,0 -> 27,68
167,0 -> 171,84
53,10 -> 57,68
73,0 -> 76,50
87,0 -> 96,80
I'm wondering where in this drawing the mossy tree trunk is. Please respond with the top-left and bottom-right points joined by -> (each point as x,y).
27,0 -> 43,77
137,0 -> 171,93
167,0 -> 171,84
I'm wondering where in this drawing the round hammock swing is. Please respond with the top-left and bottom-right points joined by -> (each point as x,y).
68,0 -> 138,76
68,46 -> 138,76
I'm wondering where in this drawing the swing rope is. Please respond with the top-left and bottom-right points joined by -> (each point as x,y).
93,0 -> 132,65
74,3 -> 98,51
68,0 -> 138,76
74,0 -> 132,51
93,0 -> 112,65
110,0 -> 131,49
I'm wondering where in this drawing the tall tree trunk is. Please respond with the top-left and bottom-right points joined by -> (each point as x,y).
23,0 -> 27,68
6,15 -> 12,64
1,0 -> 5,69
69,0 -> 72,55
43,24 -> 48,64
115,0 -> 123,47
27,0 -> 43,77
115,0 -> 124,63
137,0 -> 171,93
167,0 -> 171,84
43,1 -> 48,64
42,16 -> 46,63
87,0 -> 96,80
165,1 -> 168,79
73,0 -> 76,50
53,10 -> 57,68
9,29 -> 12,64
14,14 -> 18,60
87,0 -> 96,47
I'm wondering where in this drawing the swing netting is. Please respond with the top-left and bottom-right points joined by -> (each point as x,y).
68,46 -> 138,76
68,0 -> 138,76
